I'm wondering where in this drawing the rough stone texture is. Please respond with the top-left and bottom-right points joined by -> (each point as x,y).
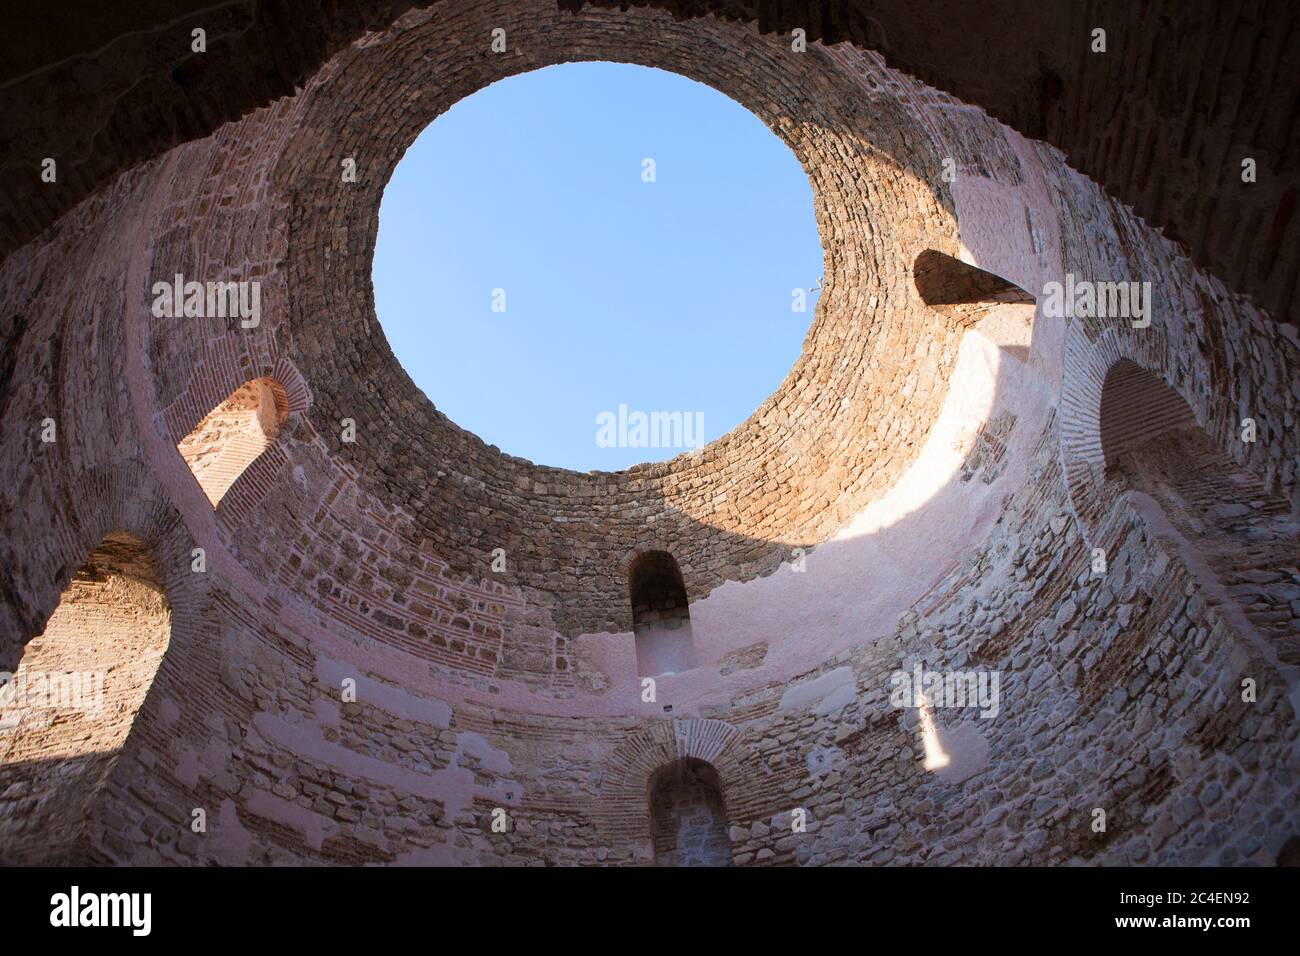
0,0 -> 1296,868
1111,424 -> 1300,668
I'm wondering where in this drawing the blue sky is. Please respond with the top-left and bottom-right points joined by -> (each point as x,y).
373,62 -> 823,472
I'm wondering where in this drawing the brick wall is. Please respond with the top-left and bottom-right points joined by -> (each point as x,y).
4,1 -> 1294,325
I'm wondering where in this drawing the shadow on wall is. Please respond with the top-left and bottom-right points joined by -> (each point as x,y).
0,532 -> 171,864
0,1 -> 1292,868
274,20 -> 992,643
912,249 -> 1036,365
914,249 -> 1036,318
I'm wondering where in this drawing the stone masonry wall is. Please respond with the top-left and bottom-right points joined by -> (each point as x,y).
0,0 -> 1294,868
73,417 -> 1300,866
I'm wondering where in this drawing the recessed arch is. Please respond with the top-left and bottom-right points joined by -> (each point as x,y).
648,757 -> 733,867
265,0 -> 984,641
629,550 -> 697,677
1099,359 -> 1197,476
177,376 -> 289,507
593,718 -> 784,861
1098,358 -> 1300,664
0,531 -> 171,864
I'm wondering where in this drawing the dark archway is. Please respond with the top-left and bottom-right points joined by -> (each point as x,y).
648,757 -> 733,867
1100,359 -> 1197,474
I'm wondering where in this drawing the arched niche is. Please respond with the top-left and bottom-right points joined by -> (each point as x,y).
913,248 -> 1035,327
648,757 -> 733,867
629,550 -> 697,677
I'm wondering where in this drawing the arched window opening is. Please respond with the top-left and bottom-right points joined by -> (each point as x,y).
178,376 -> 289,506
649,758 -> 733,867
913,249 -> 1035,326
1100,360 -> 1299,663
0,532 -> 171,863
629,550 -> 697,677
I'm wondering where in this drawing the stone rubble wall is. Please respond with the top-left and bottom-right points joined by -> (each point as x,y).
0,0 -> 1294,866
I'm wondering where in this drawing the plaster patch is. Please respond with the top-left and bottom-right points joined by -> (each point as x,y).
815,681 -> 858,716
456,730 -> 512,775
315,655 -> 452,728
930,720 -> 990,785
245,788 -> 338,851
209,797 -> 255,863
780,667 -> 856,712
